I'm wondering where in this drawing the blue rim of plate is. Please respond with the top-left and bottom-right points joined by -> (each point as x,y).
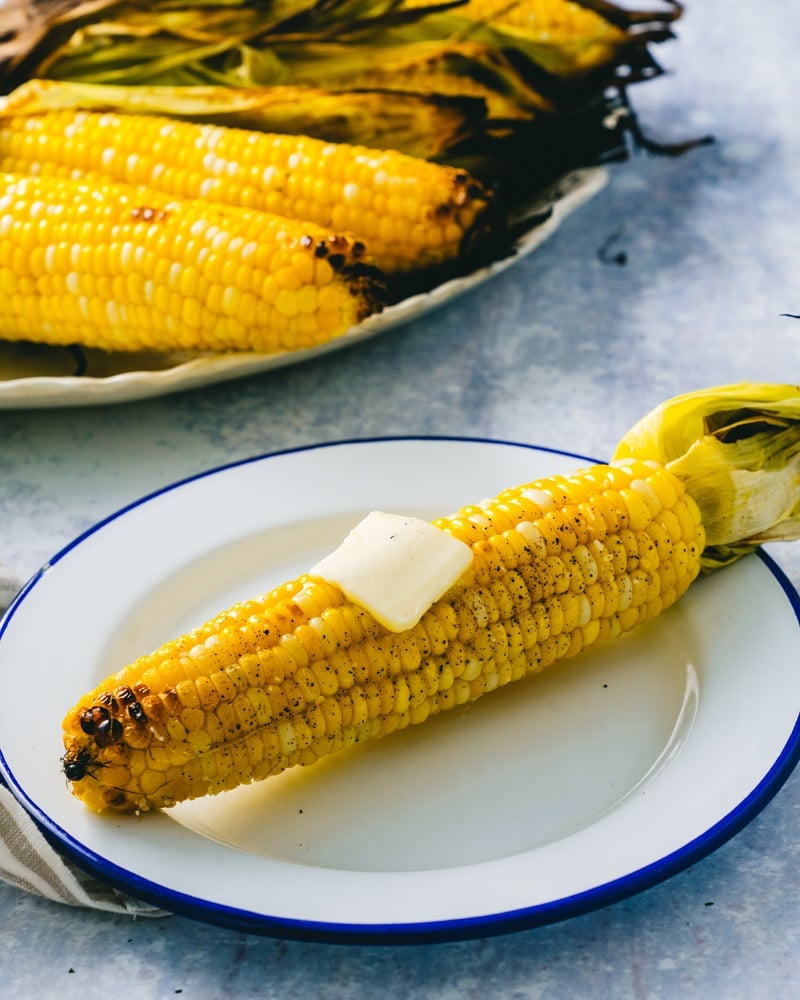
1,436 -> 800,945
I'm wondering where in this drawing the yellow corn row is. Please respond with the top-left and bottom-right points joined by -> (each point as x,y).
0,108 -> 499,275
0,173 -> 386,354
62,457 -> 705,813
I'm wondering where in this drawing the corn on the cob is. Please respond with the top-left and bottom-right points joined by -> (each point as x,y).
0,172 -> 386,354
62,455 -> 706,812
0,108 -> 499,275
63,383 -> 800,815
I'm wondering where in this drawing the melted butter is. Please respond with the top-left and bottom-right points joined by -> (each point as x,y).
310,511 -> 473,632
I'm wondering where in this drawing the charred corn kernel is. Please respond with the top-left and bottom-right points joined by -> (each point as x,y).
62,458 -> 705,814
0,110 -> 498,275
0,173 -> 385,353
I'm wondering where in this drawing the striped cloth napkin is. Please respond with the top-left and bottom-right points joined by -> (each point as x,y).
0,560 -> 167,915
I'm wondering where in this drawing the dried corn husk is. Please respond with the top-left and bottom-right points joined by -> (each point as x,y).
0,77 -> 488,158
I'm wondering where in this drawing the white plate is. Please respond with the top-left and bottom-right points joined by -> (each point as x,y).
0,168 -> 606,408
1,438 -> 799,943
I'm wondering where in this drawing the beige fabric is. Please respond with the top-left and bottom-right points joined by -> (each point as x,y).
0,560 -> 167,915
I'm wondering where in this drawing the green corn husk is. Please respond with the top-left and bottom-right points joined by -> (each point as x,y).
1,1 -> 680,99
0,0 -> 465,88
614,383 -> 800,570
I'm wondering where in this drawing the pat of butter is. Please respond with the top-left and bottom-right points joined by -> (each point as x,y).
310,511 -> 473,632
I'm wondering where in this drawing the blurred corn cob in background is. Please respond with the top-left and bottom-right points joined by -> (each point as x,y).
62,383 -> 800,814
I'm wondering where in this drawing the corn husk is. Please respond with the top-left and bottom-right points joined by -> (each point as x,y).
403,0 -> 682,79
1,0 -> 677,87
250,38 -> 557,120
614,383 -> 800,570
0,77 -> 487,159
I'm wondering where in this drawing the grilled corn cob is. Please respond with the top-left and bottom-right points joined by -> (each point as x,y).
0,108 -> 499,275
61,383 -> 800,814
0,172 -> 386,354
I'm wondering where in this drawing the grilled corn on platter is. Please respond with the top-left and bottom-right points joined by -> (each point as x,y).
0,0 -> 686,361
61,383 -> 800,814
